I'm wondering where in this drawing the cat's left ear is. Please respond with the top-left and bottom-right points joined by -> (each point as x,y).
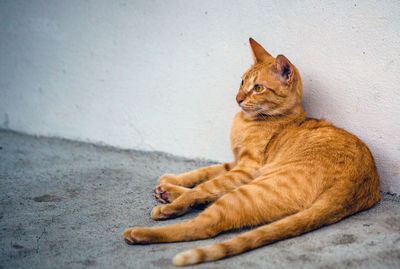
249,37 -> 272,63
273,55 -> 294,84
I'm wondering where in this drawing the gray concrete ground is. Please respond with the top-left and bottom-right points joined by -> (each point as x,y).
0,129 -> 399,269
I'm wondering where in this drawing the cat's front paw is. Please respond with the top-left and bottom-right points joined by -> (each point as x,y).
154,183 -> 188,203
157,173 -> 179,185
151,204 -> 183,220
123,227 -> 152,245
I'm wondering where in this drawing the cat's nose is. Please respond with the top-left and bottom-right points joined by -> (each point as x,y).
236,94 -> 245,104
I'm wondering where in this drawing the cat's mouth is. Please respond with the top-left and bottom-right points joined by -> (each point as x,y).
240,105 -> 261,113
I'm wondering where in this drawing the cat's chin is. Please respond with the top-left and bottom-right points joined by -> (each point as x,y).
241,109 -> 257,117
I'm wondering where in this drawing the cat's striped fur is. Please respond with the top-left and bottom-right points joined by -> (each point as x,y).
123,38 -> 380,266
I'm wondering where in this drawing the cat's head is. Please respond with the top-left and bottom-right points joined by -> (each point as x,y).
236,38 -> 303,118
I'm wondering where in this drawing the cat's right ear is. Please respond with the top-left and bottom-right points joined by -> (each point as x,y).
273,55 -> 294,84
249,38 -> 272,63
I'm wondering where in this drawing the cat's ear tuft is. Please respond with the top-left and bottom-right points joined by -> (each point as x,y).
274,55 -> 294,84
249,37 -> 272,63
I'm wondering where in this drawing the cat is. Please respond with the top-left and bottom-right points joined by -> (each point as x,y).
123,38 -> 381,266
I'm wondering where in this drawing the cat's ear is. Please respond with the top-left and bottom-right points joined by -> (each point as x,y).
249,37 -> 272,63
273,55 -> 294,84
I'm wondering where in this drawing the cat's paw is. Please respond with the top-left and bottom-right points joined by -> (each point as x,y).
153,183 -> 188,203
157,173 -> 179,185
151,204 -> 182,220
123,227 -> 152,245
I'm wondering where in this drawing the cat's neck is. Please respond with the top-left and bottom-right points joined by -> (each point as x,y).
242,105 -> 306,124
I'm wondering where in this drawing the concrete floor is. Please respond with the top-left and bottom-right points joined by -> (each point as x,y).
0,130 -> 399,269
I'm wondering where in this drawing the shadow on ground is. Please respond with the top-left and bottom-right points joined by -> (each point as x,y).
0,130 -> 399,268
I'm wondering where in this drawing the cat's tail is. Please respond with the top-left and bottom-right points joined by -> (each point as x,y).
172,186 -> 373,266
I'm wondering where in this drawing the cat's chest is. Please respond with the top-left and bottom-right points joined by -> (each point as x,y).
230,112 -> 274,157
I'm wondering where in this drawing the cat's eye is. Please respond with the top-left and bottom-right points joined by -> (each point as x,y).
253,84 -> 264,93
241,80 -> 244,86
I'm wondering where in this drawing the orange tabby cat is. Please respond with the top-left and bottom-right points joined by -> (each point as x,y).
123,38 -> 380,266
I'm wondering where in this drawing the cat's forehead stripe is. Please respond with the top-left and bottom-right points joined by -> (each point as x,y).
245,76 -> 257,92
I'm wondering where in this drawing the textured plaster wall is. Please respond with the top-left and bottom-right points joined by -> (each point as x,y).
0,1 -> 399,193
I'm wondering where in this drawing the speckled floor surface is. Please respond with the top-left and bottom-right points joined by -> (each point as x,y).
0,130 -> 399,269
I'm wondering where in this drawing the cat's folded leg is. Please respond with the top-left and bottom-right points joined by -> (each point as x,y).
151,163 -> 258,219
124,178 -> 301,245
157,162 -> 236,187
154,162 -> 236,203
124,183 -> 261,245
154,183 -> 189,203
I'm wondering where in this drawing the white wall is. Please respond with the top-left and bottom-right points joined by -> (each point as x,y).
1,1 -> 399,194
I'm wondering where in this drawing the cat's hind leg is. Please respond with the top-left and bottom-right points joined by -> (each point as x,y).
171,184 -> 357,266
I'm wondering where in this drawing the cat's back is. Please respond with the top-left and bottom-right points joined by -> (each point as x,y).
263,117 -> 380,210
266,117 -> 378,180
